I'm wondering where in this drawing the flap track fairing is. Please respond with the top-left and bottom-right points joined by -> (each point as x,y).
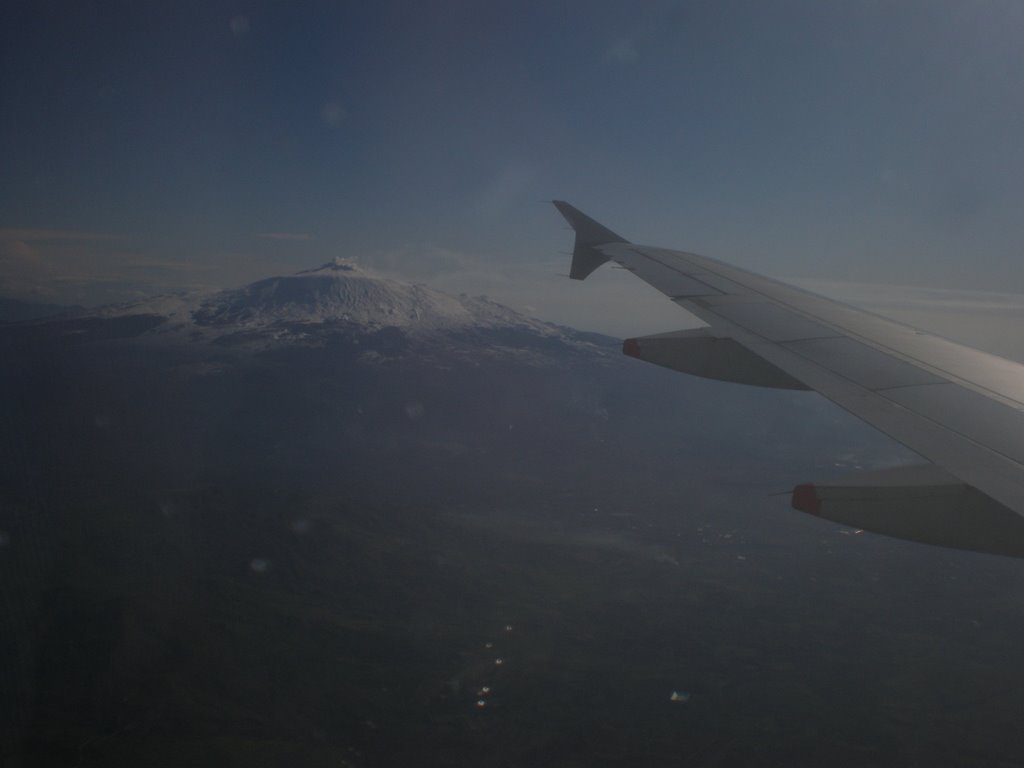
623,328 -> 810,390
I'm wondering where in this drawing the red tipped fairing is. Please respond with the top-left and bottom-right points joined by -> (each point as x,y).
789,466 -> 1024,558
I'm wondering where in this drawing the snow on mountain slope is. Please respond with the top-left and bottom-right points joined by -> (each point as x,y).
193,259 -> 533,332
87,259 -> 604,357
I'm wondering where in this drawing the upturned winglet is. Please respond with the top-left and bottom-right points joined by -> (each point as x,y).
552,200 -> 629,280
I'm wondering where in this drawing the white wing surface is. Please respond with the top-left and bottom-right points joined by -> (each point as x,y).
554,200 -> 1024,557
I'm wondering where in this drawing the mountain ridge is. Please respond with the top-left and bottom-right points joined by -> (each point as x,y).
59,258 -> 608,360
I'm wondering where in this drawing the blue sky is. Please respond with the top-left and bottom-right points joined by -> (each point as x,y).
3,1 -> 1024,339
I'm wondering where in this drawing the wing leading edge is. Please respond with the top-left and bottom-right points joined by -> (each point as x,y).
554,200 -> 1024,558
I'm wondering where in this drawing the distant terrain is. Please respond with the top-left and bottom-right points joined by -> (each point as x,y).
3,263 -> 1024,767
0,297 -> 82,324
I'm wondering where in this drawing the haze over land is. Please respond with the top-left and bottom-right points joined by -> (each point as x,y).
5,264 -> 1024,766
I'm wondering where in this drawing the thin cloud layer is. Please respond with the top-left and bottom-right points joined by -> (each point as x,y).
257,233 -> 313,241
792,278 -> 1024,362
0,234 -> 218,305
0,229 -> 126,242
605,38 -> 639,63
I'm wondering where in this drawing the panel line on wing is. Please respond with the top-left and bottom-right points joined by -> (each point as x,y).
618,244 -> 1024,411
872,381 -> 949,394
781,336 -> 945,392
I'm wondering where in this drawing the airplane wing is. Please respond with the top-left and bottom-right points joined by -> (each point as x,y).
554,200 -> 1024,558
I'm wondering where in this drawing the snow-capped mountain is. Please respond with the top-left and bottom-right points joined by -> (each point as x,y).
87,259 -> 595,356
193,259 -> 536,331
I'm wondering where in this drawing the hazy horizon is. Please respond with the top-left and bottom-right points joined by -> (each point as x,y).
4,1 -> 1024,338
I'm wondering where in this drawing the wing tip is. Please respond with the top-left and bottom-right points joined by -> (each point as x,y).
552,200 -> 628,281
551,201 -> 628,245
